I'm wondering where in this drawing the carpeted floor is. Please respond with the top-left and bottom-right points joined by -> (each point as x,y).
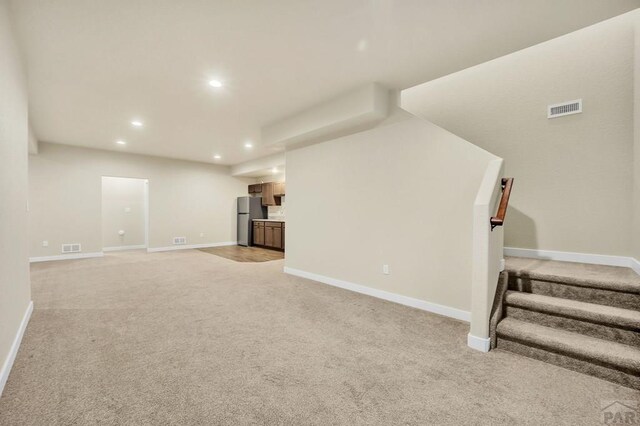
0,250 -> 638,425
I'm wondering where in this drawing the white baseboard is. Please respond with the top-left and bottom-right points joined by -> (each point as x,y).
147,241 -> 237,253
103,245 -> 146,252
29,252 -> 104,263
505,247 -> 640,275
467,333 -> 490,352
283,267 -> 470,322
0,301 -> 33,398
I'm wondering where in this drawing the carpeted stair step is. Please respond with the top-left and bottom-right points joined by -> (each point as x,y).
506,257 -> 640,311
497,317 -> 640,389
503,291 -> 640,347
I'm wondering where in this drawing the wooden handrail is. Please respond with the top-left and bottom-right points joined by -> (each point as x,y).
490,178 -> 514,230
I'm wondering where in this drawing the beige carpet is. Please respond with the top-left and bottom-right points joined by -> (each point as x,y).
0,250 -> 637,425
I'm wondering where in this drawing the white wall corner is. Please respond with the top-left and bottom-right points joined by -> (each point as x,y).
467,333 -> 491,352
0,301 -> 33,398
499,258 -> 506,272
28,126 -> 38,155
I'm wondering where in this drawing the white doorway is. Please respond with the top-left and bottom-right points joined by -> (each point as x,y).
101,176 -> 149,251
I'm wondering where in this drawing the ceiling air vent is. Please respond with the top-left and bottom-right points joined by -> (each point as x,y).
548,99 -> 582,119
61,243 -> 82,253
173,237 -> 187,245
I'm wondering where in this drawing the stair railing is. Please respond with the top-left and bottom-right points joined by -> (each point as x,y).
490,178 -> 514,230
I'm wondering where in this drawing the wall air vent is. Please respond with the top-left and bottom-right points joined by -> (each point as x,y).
61,243 -> 81,253
173,237 -> 187,245
548,99 -> 582,119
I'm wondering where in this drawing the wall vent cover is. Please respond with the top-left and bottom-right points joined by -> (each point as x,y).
548,99 -> 582,118
61,243 -> 82,253
173,237 -> 187,245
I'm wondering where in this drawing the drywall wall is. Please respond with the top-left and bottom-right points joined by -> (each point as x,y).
101,177 -> 147,249
285,115 -> 498,314
29,143 -> 252,257
402,12 -> 637,257
634,16 -> 640,262
0,0 -> 32,394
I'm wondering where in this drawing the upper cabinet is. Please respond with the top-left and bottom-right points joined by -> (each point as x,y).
274,182 -> 286,196
259,182 -> 285,206
248,183 -> 262,194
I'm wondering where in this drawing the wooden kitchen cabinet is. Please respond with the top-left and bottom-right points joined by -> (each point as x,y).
253,221 -> 264,246
274,182 -> 286,196
253,220 -> 284,251
259,182 -> 285,206
261,183 -> 275,206
248,183 -> 262,194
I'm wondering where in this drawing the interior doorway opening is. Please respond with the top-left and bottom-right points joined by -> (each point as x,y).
101,176 -> 149,251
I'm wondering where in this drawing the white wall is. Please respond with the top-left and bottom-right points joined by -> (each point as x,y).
0,0 -> 32,393
29,143 -> 252,257
402,12 -> 637,258
285,115 -> 498,314
634,16 -> 640,262
101,177 -> 147,249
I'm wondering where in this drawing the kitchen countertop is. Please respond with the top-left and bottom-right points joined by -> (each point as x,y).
252,218 -> 285,222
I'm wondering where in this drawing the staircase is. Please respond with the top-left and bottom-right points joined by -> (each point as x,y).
494,257 -> 640,390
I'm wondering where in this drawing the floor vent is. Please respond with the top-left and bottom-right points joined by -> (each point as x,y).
548,99 -> 582,118
61,243 -> 82,253
173,237 -> 187,245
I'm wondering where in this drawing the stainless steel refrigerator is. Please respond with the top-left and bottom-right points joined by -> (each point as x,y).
237,197 -> 267,246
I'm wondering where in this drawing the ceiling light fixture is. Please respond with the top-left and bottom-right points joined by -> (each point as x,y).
116,140 -> 126,145
208,80 -> 223,88
131,120 -> 143,127
271,167 -> 278,173
244,142 -> 253,149
213,154 -> 221,159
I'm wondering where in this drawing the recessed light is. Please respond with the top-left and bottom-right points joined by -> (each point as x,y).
244,142 -> 253,149
208,80 -> 223,88
271,167 -> 278,173
116,140 -> 126,145
213,154 -> 221,159
131,120 -> 143,127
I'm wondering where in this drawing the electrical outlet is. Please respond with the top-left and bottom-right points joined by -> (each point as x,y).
382,264 -> 390,275
42,240 -> 49,247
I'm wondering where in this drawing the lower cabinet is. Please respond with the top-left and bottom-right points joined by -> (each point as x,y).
253,221 -> 284,250
253,221 -> 264,246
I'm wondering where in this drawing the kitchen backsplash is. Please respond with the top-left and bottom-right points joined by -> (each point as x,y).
268,196 -> 285,219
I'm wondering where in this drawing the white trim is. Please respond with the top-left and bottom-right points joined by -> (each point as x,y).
504,247 -> 640,273
143,179 -> 149,248
499,258 -> 505,272
147,241 -> 237,253
467,333 -> 490,352
284,267 -> 470,322
0,301 -> 33,398
103,245 -> 147,252
29,252 -> 104,263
